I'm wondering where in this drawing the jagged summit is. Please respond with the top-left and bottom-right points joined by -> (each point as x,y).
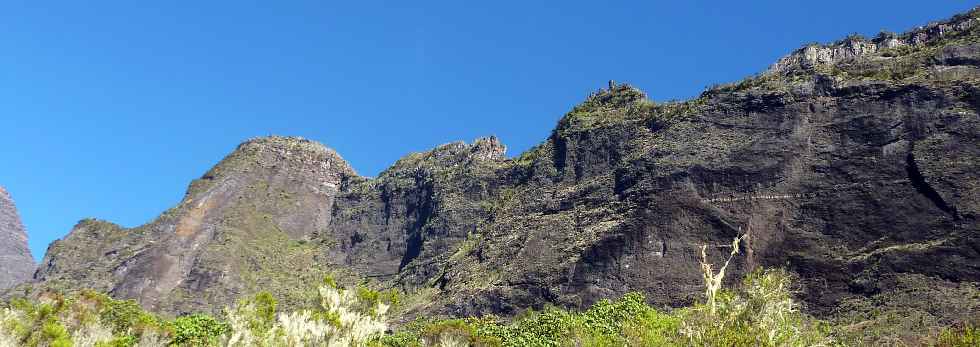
0,186 -> 36,291
470,136 -> 507,161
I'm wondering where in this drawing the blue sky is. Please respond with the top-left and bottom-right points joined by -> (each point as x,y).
1,1 -> 975,261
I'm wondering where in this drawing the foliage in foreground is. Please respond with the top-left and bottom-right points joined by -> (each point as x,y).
381,269 -> 832,347
1,269 -> 975,346
0,281 -> 392,347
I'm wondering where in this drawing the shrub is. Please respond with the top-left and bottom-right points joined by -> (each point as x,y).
70,320 -> 114,347
418,319 -> 499,347
679,268 -> 833,347
98,296 -> 160,335
41,320 -> 72,347
171,314 -> 230,346
699,234 -> 744,316
936,324 -> 980,347
371,234 -> 832,347
223,284 -> 390,346
621,308 -> 682,346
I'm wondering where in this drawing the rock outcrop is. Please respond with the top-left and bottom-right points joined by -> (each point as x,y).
0,186 -> 36,290
766,10 -> 979,75
27,7 -> 980,328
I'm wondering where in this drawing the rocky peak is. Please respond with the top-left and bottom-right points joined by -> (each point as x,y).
470,136 -> 507,161
230,135 -> 356,177
578,82 -> 648,111
383,137 -> 508,178
766,7 -> 980,75
767,38 -> 879,74
0,186 -> 36,290
553,82 -> 651,139
184,135 -> 356,200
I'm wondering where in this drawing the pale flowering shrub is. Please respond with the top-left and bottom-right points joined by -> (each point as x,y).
743,269 -> 810,345
275,310 -> 331,346
680,265 -> 833,346
222,284 -> 391,347
0,332 -> 15,347
70,320 -> 115,347
133,329 -> 169,347
436,332 -> 470,347
222,303 -> 262,347
0,308 -> 21,347
316,284 -> 389,344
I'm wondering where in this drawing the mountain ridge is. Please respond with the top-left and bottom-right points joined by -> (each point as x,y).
17,7 -> 980,334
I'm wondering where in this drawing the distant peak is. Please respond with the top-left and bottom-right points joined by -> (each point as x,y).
0,186 -> 19,212
0,183 -> 35,290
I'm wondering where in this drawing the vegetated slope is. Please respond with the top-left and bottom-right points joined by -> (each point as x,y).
25,7 -> 980,330
0,186 -> 36,291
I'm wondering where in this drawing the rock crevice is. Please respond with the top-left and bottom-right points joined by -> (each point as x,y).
905,149 -> 960,220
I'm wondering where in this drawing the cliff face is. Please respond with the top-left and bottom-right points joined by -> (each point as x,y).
35,137 -> 358,313
0,187 -> 36,290
30,8 -> 980,324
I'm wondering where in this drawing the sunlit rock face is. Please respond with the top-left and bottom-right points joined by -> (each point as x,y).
0,186 -> 35,290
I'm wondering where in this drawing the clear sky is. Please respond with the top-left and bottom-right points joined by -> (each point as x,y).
1,1 -> 975,261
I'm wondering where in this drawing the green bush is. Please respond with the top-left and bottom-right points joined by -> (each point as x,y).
40,320 -> 71,347
99,295 -> 159,334
622,308 -> 682,346
937,324 -> 980,347
235,291 -> 277,334
170,314 -> 230,346
380,293 -> 678,347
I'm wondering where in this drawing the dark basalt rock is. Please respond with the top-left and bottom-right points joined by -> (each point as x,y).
25,8 -> 980,328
